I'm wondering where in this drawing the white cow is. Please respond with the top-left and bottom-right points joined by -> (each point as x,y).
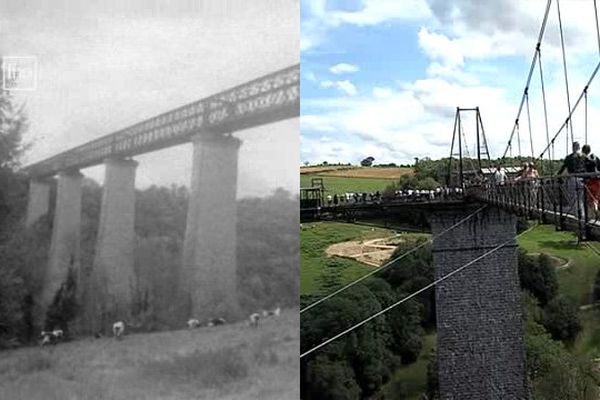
263,307 -> 281,317
113,321 -> 125,340
187,319 -> 201,329
207,317 -> 226,327
249,313 -> 260,328
52,329 -> 64,339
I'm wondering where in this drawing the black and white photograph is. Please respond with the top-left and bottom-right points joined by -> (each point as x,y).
0,1 -> 299,399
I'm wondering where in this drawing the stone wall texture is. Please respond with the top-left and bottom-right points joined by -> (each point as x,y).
429,205 -> 528,400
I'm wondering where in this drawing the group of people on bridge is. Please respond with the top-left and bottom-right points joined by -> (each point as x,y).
489,141 -> 600,219
323,187 -> 465,207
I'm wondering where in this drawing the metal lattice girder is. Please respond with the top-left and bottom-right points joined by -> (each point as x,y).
24,64 -> 299,177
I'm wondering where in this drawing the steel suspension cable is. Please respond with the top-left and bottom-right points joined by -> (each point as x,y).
525,91 -> 535,158
585,88 -> 588,145
300,205 -> 488,314
556,0 -> 574,144
516,120 -> 522,157
502,0 -> 553,159
595,0 -> 600,55
537,60 -> 600,160
537,47 -> 554,166
300,223 -> 539,359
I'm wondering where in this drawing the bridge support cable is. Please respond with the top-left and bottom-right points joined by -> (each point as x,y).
299,205 -> 488,314
516,120 -> 522,157
502,0 -> 553,160
585,88 -> 588,145
525,91 -> 535,158
300,223 -> 539,359
556,0 -> 575,145
537,60 -> 600,161
594,0 -> 600,55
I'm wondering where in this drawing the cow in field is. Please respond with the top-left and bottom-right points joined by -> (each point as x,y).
249,313 -> 260,328
262,307 -> 281,318
40,329 -> 63,346
187,319 -> 201,329
113,321 -> 125,340
207,317 -> 226,327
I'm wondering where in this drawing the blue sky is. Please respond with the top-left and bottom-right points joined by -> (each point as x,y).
301,0 -> 600,166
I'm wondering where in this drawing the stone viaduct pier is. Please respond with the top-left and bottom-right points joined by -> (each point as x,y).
306,200 -> 529,399
23,65 -> 299,332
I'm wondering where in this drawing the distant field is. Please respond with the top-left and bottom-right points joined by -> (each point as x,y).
300,175 -> 396,193
301,165 -> 412,179
0,311 -> 299,400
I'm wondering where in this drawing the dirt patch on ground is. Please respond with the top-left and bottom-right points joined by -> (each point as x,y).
326,237 -> 404,267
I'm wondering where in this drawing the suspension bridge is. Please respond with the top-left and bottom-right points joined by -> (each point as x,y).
301,1 -> 600,399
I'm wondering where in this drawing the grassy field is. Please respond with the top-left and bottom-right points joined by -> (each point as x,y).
300,165 -> 412,179
300,165 -> 411,194
301,222 -> 395,295
0,311 -> 299,400
300,174 -> 396,194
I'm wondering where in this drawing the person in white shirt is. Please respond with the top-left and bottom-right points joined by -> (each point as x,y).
493,166 -> 507,185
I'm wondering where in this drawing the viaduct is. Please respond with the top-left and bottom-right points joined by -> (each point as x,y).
23,64 -> 299,333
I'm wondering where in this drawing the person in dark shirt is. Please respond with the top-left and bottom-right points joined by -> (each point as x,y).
558,141 -> 585,174
558,141 -> 585,218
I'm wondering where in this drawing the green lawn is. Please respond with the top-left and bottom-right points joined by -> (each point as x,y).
300,174 -> 395,194
518,224 -> 600,305
300,222 -> 396,295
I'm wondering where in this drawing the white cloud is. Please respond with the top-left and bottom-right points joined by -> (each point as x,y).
332,0 -> 432,26
320,79 -> 358,96
329,63 -> 359,74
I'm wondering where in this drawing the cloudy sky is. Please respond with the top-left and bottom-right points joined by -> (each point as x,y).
1,0 -> 299,198
301,0 -> 600,166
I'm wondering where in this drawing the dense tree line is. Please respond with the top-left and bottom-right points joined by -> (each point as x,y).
301,238 -> 432,399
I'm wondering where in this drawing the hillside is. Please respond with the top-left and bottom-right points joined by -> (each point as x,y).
0,310 -> 299,400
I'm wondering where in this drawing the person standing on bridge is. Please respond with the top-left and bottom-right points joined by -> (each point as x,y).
493,166 -> 507,185
582,144 -> 600,217
558,141 -> 586,218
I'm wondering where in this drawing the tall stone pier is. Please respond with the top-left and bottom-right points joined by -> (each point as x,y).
42,170 -> 83,321
25,178 -> 52,227
429,205 -> 527,400
88,158 -> 138,333
181,132 -> 241,321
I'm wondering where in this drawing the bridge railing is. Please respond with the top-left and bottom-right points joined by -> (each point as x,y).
468,172 -> 600,239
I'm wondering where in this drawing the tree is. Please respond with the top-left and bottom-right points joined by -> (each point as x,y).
518,250 -> 558,306
361,156 -> 375,167
542,296 -> 581,343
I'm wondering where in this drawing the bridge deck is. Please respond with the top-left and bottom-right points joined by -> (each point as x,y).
301,175 -> 600,241
24,65 -> 299,178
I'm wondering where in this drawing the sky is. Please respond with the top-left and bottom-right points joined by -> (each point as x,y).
0,0 -> 299,198
301,0 -> 600,166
